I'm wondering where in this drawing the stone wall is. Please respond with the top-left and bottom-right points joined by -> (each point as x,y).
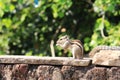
0,50 -> 120,80
0,64 -> 120,80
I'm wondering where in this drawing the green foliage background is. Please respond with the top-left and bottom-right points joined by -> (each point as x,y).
0,0 -> 120,56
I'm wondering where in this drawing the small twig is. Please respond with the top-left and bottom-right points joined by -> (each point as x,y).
50,40 -> 55,57
100,13 -> 106,38
50,25 -> 62,57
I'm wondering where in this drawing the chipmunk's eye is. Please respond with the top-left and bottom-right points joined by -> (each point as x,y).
60,38 -> 62,40
65,36 -> 68,39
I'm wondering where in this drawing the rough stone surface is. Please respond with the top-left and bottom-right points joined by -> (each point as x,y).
85,67 -> 107,80
36,65 -> 54,80
0,56 -> 91,66
52,68 -> 63,80
92,50 -> 120,66
107,67 -> 120,80
12,64 -> 28,80
0,64 -> 120,80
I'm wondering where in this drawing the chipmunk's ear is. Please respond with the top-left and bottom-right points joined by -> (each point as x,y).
64,35 -> 69,39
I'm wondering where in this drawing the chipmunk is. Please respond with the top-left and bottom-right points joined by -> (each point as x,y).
56,35 -> 84,59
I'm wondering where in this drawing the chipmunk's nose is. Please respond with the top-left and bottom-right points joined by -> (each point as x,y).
56,44 -> 58,46
56,41 -> 59,46
56,42 -> 58,46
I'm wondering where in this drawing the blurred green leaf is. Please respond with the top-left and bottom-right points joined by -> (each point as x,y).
10,4 -> 15,12
25,51 -> 33,56
51,4 -> 58,18
21,14 -> 27,22
0,9 -> 4,17
2,18 -> 12,28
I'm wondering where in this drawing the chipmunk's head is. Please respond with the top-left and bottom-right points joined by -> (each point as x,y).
56,35 -> 69,46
